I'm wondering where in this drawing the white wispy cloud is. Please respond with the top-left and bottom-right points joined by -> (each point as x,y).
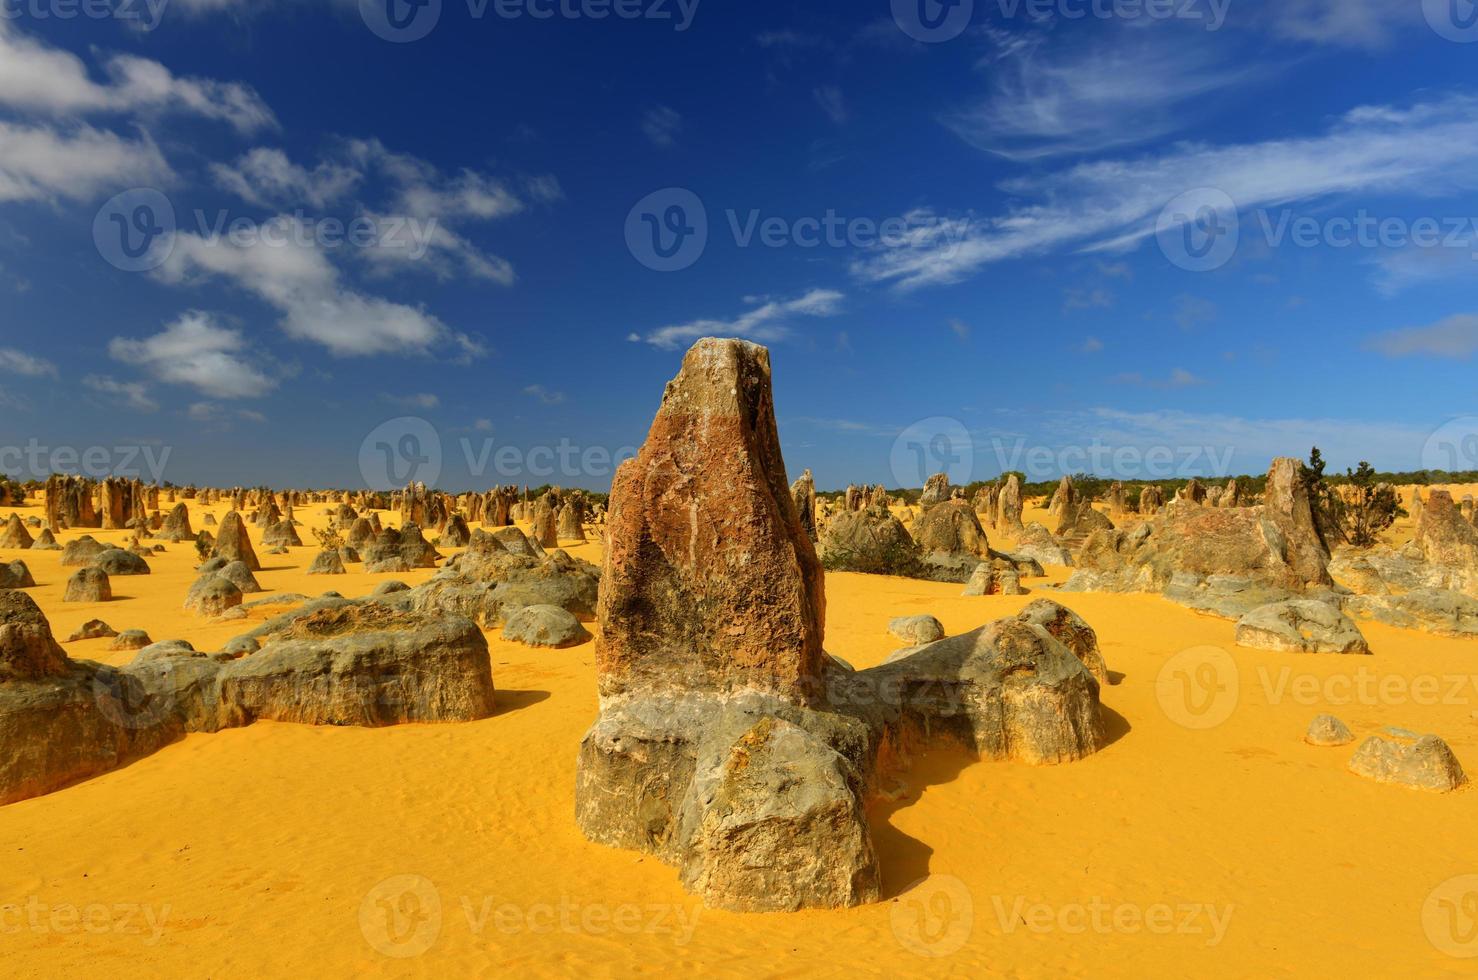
854,93 -> 1478,291
210,148 -> 360,208
0,121 -> 170,204
1366,313 -> 1478,359
1264,0 -> 1424,48
629,289 -> 845,349
0,347 -> 57,378
946,30 -> 1260,160
83,374 -> 158,412
813,86 -> 848,125
523,384 -> 566,405
109,311 -> 276,398
0,20 -> 275,133
154,215 -> 485,359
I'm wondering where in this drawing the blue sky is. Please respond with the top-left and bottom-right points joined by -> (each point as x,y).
1,0 -> 1477,492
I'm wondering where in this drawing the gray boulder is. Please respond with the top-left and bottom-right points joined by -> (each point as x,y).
0,560 -> 35,589
1348,732 -> 1465,792
63,567 -> 112,602
1235,600 -> 1370,654
1305,714 -> 1354,746
888,615 -> 944,646
91,548 -> 151,576
501,604 -> 592,648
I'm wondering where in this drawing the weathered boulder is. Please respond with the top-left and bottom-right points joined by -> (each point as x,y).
63,567 -> 112,602
29,528 -> 60,551
912,499 -> 989,558
158,503 -> 194,542
675,716 -> 879,912
1,591 -> 69,680
0,514 -> 33,549
1347,732 -> 1465,792
261,520 -> 303,549
60,535 -> 107,567
184,575 -> 242,616
439,514 -> 472,548
0,560 -> 34,589
307,550 -> 346,575
819,507 -> 922,577
791,469 -> 818,542
66,619 -> 117,642
91,548 -> 150,576
596,339 -> 825,703
1014,599 -> 1109,686
219,560 -> 262,594
211,512 -> 261,572
1011,522 -> 1073,567
1343,588 -> 1478,639
919,473 -> 950,507
1235,600 -> 1370,654
501,604 -> 592,648
109,630 -> 153,651
888,615 -> 945,646
996,475 -> 1023,530
363,524 -> 440,573
1306,714 -> 1353,747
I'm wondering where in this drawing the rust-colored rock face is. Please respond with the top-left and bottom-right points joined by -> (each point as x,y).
596,338 -> 825,703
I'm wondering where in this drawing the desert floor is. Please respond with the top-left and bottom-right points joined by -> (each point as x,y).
3,490 -> 1477,977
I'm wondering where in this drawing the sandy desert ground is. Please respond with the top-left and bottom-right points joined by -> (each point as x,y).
3,489 -> 1477,978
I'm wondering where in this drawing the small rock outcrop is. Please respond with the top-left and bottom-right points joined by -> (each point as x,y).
0,514 -> 33,549
1235,600 -> 1370,654
211,512 -> 261,572
1305,714 -> 1353,747
501,604 -> 592,648
888,615 -> 945,646
63,567 -> 112,602
1347,731 -> 1465,792
0,560 -> 34,589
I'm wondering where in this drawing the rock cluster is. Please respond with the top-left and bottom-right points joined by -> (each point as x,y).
575,339 -> 1105,912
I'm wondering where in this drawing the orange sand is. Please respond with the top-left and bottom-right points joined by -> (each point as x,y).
2,495 -> 1477,976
